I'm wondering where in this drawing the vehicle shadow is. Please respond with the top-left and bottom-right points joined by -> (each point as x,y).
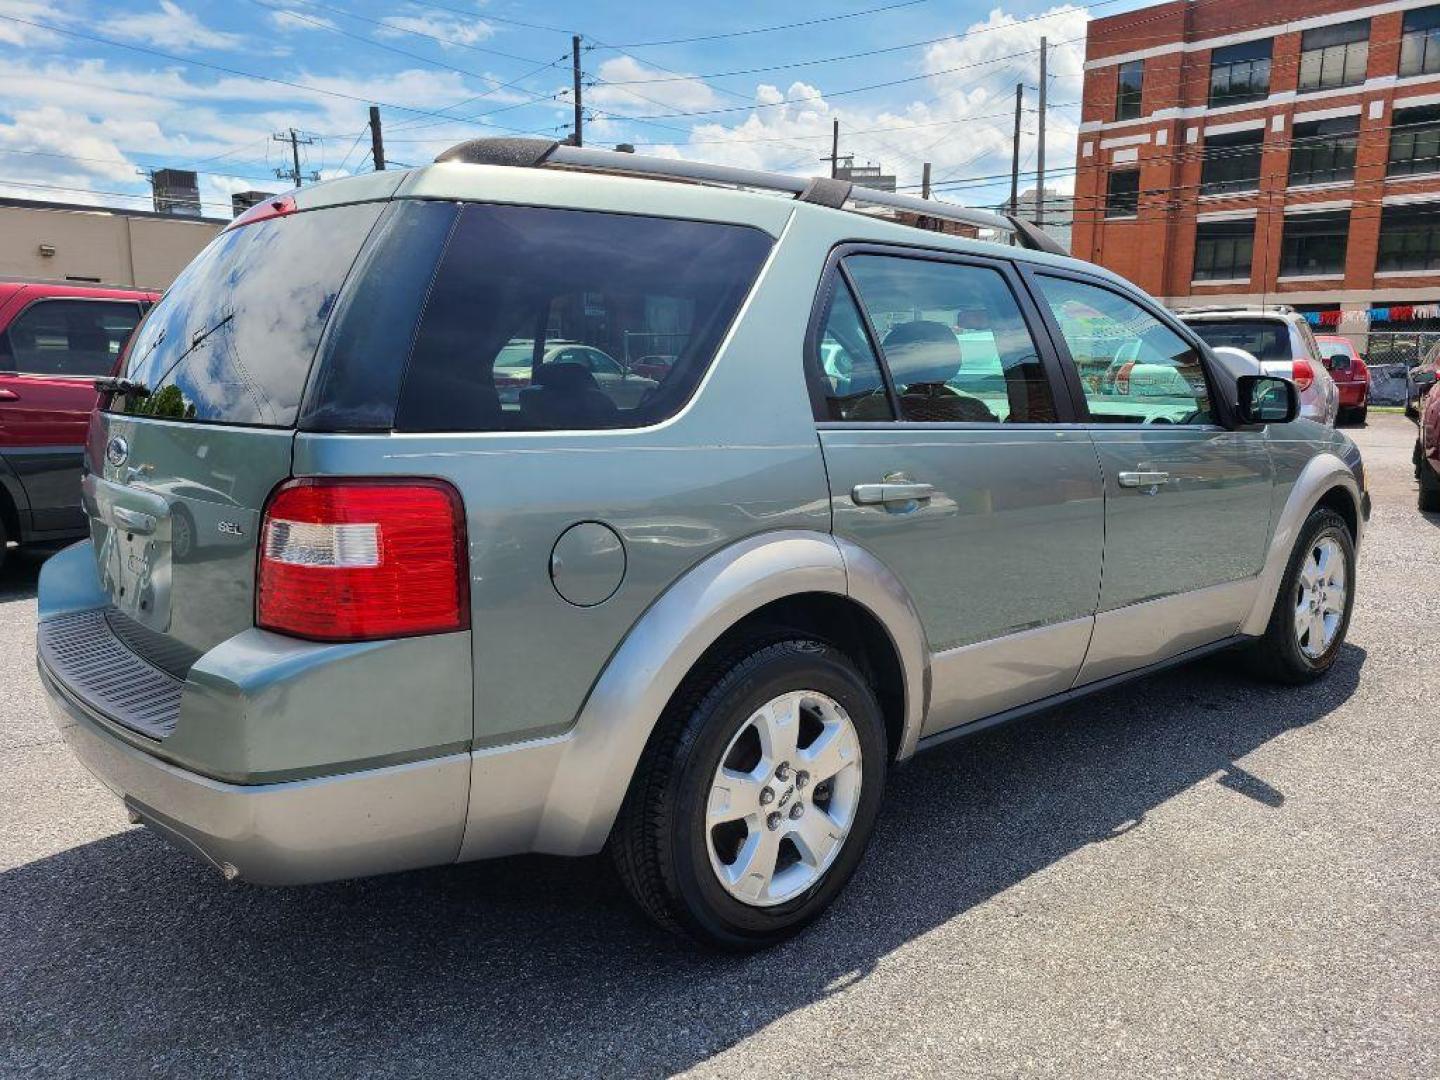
0,645 -> 1364,1077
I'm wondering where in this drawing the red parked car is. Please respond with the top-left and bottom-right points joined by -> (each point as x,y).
1314,335 -> 1371,425
0,281 -> 158,569
1419,364 -> 1440,513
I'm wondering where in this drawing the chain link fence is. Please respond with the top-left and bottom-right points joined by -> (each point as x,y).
1361,331 -> 1440,404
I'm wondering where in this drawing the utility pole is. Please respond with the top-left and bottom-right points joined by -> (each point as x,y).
369,106 -> 385,171
830,118 -> 840,178
273,128 -> 317,187
921,161 -> 931,199
571,34 -> 584,147
1009,83 -> 1023,215
1036,37 -> 1048,227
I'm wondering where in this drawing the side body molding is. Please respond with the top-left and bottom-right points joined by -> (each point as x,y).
1238,451 -> 1363,638
459,529 -> 930,861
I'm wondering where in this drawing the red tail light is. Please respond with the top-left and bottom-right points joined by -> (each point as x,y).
257,478 -> 469,642
1116,361 -> 1135,394
1292,359 -> 1315,391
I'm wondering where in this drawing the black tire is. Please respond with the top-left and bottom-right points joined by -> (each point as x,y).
1354,404 -> 1367,425
611,637 -> 888,951
1420,458 -> 1440,513
1247,508 -> 1356,685
0,512 -> 8,574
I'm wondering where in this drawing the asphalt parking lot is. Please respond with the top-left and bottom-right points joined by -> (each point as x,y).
2,413 -> 1437,1079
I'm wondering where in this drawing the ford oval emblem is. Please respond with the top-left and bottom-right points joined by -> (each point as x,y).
106,435 -> 129,468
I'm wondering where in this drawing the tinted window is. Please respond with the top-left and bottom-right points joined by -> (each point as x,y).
1209,39 -> 1272,107
1280,211 -> 1350,277
813,278 -> 893,421
1116,60 -> 1144,121
1037,276 -> 1212,425
1186,319 -> 1292,363
845,256 -> 1057,423
397,204 -> 772,432
1193,220 -> 1254,282
1298,20 -> 1369,92
114,202 -> 384,426
3,300 -> 141,376
1201,129 -> 1264,195
1106,169 -> 1140,217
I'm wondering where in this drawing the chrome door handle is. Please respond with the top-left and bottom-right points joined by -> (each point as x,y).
112,506 -> 157,535
851,481 -> 935,506
1117,471 -> 1171,488
0,389 -> 18,401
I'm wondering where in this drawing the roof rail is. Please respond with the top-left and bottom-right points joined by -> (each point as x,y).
1177,304 -> 1297,315
433,138 -> 1068,257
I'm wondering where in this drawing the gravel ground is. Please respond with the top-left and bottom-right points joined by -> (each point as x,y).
1,415 -> 1437,1079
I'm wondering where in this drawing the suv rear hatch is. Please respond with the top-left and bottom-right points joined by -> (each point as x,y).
85,197 -> 388,673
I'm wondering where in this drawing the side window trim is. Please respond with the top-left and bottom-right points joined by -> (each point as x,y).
1015,264 -> 1233,429
804,241 -> 1082,426
836,262 -> 902,418
2,297 -> 144,379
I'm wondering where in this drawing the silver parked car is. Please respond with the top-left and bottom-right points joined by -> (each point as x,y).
1177,306 -> 1340,426
36,141 -> 1368,950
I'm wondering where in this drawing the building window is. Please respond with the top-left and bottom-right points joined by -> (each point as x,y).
1389,104 -> 1440,177
1115,60 -> 1144,121
1208,40 -> 1272,107
1105,169 -> 1140,217
1280,211 -> 1350,277
1200,128 -> 1264,195
1400,6 -> 1440,77
1297,20 -> 1370,93
1289,116 -> 1359,186
1193,220 -> 1255,281
1377,205 -> 1440,271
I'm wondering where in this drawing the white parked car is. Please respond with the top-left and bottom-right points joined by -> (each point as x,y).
1177,307 -> 1339,426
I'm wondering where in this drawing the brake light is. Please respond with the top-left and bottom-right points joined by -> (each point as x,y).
1292,359 -> 1315,391
224,193 -> 297,232
1116,361 -> 1135,394
257,478 -> 469,642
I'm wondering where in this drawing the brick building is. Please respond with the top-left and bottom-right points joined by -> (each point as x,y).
1073,0 -> 1440,351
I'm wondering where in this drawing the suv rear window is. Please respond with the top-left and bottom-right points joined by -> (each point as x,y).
111,202 -> 384,426
395,204 -> 773,432
1186,318 -> 1292,363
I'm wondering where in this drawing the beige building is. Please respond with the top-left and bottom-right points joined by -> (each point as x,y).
0,197 -> 223,290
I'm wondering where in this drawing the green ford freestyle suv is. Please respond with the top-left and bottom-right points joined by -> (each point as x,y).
35,139 -> 1369,950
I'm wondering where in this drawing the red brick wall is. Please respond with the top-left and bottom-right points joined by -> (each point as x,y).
1075,0 -> 1440,305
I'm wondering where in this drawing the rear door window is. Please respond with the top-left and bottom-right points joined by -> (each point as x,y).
842,255 -> 1059,423
395,204 -> 773,432
2,299 -> 142,377
112,202 -> 384,426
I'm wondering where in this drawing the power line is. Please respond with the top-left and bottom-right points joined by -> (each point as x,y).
602,0 -> 936,49
0,11 -> 564,137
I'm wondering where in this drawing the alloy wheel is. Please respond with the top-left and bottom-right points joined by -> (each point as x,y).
704,690 -> 863,907
1294,536 -> 1347,660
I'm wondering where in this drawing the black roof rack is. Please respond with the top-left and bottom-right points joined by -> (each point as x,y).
433,138 -> 1068,257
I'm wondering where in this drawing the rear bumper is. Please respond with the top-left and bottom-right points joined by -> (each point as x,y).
1336,383 -> 1368,407
40,659 -> 470,885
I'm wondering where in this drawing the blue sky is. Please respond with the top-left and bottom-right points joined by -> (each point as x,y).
0,0 -> 1139,217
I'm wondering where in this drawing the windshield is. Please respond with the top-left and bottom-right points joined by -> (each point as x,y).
112,202 -> 384,426
1186,319 -> 1292,363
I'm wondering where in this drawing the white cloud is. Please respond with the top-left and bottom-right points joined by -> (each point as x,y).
267,8 -> 338,33
0,0 -> 75,47
587,56 -> 721,116
99,1 -> 246,52
378,9 -> 495,48
627,5 -> 1088,204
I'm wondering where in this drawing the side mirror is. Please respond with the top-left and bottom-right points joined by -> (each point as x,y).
1236,374 -> 1300,425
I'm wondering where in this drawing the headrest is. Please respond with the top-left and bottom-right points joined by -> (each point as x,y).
883,320 -> 963,384
533,362 -> 601,393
